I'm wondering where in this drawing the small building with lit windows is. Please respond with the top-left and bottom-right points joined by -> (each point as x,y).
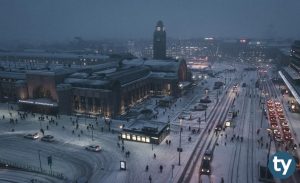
121,120 -> 170,144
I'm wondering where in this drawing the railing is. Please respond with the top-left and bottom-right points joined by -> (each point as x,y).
0,158 -> 66,180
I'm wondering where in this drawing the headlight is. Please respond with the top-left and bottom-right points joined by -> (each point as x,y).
201,169 -> 204,172
207,170 -> 210,172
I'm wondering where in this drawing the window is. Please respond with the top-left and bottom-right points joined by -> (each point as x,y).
122,133 -> 126,139
126,134 -> 131,140
146,137 -> 150,143
142,137 -> 146,142
132,135 -> 136,141
137,136 -> 141,141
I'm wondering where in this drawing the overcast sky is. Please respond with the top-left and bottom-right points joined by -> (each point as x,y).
1,0 -> 300,43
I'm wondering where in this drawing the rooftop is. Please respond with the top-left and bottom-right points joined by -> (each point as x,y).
123,120 -> 169,136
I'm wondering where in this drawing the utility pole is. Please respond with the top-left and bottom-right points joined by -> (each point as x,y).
38,150 -> 42,172
178,119 -> 183,165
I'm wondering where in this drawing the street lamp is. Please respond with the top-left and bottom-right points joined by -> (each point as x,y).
38,150 -> 42,172
178,119 -> 183,165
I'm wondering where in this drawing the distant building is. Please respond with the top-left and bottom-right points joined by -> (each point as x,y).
279,41 -> 300,112
153,20 -> 166,60
0,51 -> 189,117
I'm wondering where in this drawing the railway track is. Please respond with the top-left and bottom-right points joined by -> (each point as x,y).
176,80 -> 238,183
228,86 -> 250,183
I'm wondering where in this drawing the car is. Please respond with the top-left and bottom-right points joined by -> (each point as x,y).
282,128 -> 291,134
274,135 -> 283,142
85,145 -> 102,152
273,129 -> 280,135
200,159 -> 211,175
215,125 -> 222,132
278,115 -> 285,120
41,135 -> 54,142
284,133 -> 293,141
203,150 -> 213,161
281,121 -> 289,127
24,133 -> 39,140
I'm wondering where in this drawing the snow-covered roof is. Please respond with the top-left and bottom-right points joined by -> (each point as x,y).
123,120 -> 168,135
0,71 -> 26,80
123,58 -> 184,73
279,71 -> 300,105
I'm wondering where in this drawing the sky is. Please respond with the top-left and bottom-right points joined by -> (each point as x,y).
0,0 -> 300,43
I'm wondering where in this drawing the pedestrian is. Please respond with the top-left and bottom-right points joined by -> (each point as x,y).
169,140 -> 171,146
122,146 -> 124,152
166,140 -> 169,145
149,175 -> 152,183
159,165 -> 163,173
154,153 -> 156,159
221,177 -> 224,183
145,165 -> 149,172
46,125 -> 49,130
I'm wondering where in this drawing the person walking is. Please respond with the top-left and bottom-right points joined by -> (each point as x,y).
145,165 -> 149,172
159,165 -> 163,173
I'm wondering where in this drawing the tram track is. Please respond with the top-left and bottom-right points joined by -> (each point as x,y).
177,80 -> 238,183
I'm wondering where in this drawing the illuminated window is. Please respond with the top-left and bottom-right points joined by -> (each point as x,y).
126,134 -> 131,140
142,137 -> 146,142
132,135 -> 136,141
146,137 -> 150,143
122,133 -> 126,139
137,136 -> 141,141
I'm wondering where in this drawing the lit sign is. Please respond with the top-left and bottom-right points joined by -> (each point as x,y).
225,122 -> 231,127
18,100 -> 55,106
120,161 -> 126,170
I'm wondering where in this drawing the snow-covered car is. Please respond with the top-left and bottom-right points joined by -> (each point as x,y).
85,145 -> 101,152
24,133 -> 39,140
41,135 -> 54,142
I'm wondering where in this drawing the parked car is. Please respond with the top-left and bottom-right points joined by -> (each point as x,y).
41,135 -> 54,142
85,145 -> 101,152
24,133 -> 39,140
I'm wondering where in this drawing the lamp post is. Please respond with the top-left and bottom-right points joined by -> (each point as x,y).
38,150 -> 42,172
178,119 -> 183,166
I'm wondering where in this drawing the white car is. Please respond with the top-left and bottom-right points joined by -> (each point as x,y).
85,145 -> 101,152
24,133 -> 39,140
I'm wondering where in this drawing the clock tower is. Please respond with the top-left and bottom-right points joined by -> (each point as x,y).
153,20 -> 166,60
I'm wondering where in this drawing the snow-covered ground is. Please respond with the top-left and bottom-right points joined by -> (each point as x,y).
0,61 -> 270,183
